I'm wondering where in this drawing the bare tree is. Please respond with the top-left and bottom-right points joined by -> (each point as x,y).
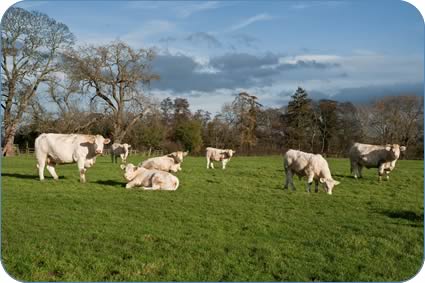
62,41 -> 159,142
1,7 -> 74,155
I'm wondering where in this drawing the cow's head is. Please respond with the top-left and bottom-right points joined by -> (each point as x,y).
168,151 -> 187,163
227,149 -> 235,158
120,163 -> 139,181
319,178 -> 340,195
385,144 -> 407,160
87,135 -> 111,155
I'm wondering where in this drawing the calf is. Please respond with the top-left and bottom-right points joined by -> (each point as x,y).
111,143 -> 131,163
349,143 -> 406,181
140,151 -> 188,172
120,163 -> 179,190
35,133 -> 110,183
283,149 -> 340,195
206,147 -> 235,169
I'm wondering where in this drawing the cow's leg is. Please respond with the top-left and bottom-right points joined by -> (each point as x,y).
206,158 -> 210,169
378,164 -> 385,182
358,165 -> 364,178
306,174 -> 314,193
314,180 -> 319,193
210,161 -> 215,169
46,162 -> 59,180
284,169 -> 294,190
77,159 -> 87,183
385,170 -> 390,180
351,161 -> 358,179
111,153 -> 114,163
37,157 -> 46,181
222,159 -> 228,169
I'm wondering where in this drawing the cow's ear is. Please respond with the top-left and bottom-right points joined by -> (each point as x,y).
319,178 -> 326,183
184,151 -> 188,156
385,145 -> 391,151
333,180 -> 340,186
120,164 -> 126,170
400,146 -> 407,151
128,145 -> 131,148
104,138 -> 111,144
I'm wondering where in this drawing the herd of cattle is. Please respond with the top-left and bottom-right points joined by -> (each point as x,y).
34,133 -> 407,194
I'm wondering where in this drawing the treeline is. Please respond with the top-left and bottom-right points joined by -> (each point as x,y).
2,8 -> 424,158
14,88 -> 424,159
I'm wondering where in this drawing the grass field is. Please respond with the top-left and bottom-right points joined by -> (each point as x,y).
1,155 -> 424,281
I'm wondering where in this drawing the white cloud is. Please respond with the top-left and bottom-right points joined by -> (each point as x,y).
121,20 -> 176,46
176,1 -> 220,18
228,13 -> 274,32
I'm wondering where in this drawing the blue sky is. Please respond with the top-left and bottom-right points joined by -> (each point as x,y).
14,0 -> 424,113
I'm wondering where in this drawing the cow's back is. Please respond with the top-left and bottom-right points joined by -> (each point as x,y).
35,133 -> 81,163
284,149 -> 313,173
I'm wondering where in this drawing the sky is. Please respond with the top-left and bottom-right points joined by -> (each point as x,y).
14,0 -> 425,114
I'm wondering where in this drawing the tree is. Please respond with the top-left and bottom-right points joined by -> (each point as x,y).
231,92 -> 262,152
316,99 -> 338,154
284,87 -> 313,150
62,41 -> 159,142
160,97 -> 174,125
174,119 -> 203,153
1,7 -> 74,155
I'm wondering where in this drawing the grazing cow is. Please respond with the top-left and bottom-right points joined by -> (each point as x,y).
283,149 -> 340,195
206,147 -> 235,169
120,163 -> 179,190
140,151 -> 188,173
111,143 -> 131,163
35,133 -> 110,183
349,143 -> 406,181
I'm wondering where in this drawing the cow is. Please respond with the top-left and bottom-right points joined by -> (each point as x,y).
120,163 -> 179,190
349,143 -> 406,181
283,149 -> 340,195
206,147 -> 235,169
35,133 -> 110,183
111,143 -> 131,163
139,151 -> 188,173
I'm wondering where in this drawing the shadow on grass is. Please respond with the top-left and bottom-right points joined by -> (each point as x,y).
2,173 -> 65,180
333,173 -> 355,179
95,179 -> 125,187
380,209 -> 424,223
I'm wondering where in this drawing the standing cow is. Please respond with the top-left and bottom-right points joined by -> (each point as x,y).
35,133 -> 110,183
283,149 -> 340,195
206,147 -> 235,169
111,143 -> 131,163
349,143 -> 406,181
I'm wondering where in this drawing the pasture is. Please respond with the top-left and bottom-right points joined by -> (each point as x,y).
1,155 -> 423,281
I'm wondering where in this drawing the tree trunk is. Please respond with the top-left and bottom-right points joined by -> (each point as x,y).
2,124 -> 17,156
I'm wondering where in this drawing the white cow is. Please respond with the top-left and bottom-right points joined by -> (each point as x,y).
140,151 -> 188,173
206,147 -> 235,169
349,143 -> 406,181
35,133 -> 110,183
283,149 -> 340,195
120,163 -> 179,190
111,143 -> 131,163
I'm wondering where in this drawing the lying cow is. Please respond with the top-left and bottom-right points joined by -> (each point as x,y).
283,149 -> 340,195
120,163 -> 179,190
139,151 -> 188,173
35,133 -> 110,183
111,143 -> 131,163
349,143 -> 406,181
206,147 -> 235,169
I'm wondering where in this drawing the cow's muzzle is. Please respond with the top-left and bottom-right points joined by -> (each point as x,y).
96,149 -> 102,154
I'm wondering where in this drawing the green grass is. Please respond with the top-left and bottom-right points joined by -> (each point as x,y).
1,155 -> 423,281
